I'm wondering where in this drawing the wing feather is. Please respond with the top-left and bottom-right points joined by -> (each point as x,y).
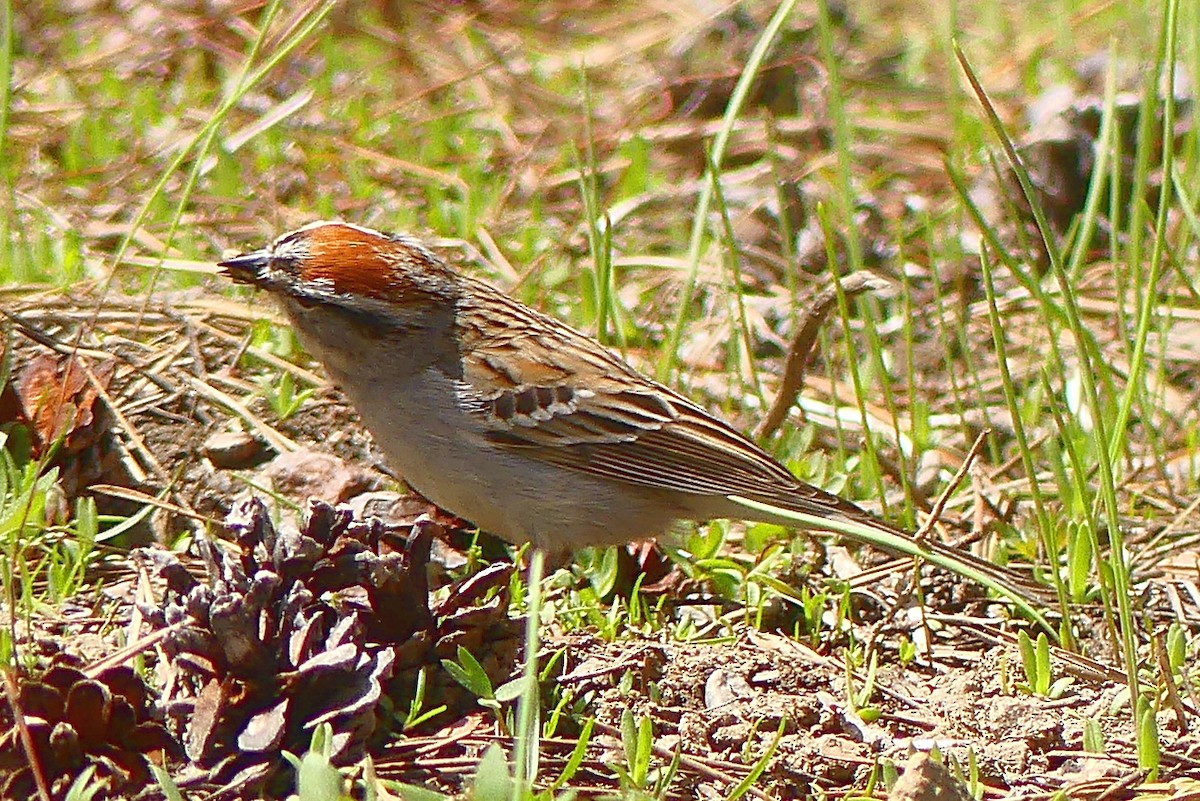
457,284 -> 861,515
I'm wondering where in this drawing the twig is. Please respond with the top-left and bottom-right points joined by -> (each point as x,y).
1,667 -> 54,801
754,271 -> 888,441
915,428 -> 990,541
182,373 -> 298,454
84,622 -> 186,680
89,483 -> 224,527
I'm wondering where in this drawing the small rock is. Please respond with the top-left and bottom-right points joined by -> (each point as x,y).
889,753 -> 973,801
258,449 -> 383,504
345,491 -> 426,528
344,491 -> 471,570
704,668 -> 753,709
202,431 -> 263,469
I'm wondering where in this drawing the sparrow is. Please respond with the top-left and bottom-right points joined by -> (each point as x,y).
219,221 -> 1042,603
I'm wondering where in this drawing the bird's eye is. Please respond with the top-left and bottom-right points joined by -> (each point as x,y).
271,255 -> 300,275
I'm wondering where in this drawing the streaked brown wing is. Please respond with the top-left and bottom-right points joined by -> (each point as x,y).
468,374 -> 846,513
456,283 -> 860,514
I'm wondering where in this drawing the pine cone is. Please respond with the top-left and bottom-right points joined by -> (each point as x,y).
134,497 -> 519,797
0,656 -> 178,800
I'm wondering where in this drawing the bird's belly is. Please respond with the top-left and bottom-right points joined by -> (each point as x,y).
333,364 -> 681,554
390,432 -> 677,545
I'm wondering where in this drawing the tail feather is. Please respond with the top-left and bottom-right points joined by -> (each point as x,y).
729,493 -> 1056,620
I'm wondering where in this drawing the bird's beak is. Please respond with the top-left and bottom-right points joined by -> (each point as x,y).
218,249 -> 271,286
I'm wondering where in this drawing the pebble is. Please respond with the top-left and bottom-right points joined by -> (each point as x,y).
202,431 -> 263,469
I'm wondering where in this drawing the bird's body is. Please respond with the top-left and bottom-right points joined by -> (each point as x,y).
219,221 -> 1034,589
299,309 -> 690,556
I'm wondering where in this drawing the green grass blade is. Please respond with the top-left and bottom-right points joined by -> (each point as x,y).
662,0 -> 801,379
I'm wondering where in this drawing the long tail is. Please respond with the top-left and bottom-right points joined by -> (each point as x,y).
728,494 -> 1055,634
